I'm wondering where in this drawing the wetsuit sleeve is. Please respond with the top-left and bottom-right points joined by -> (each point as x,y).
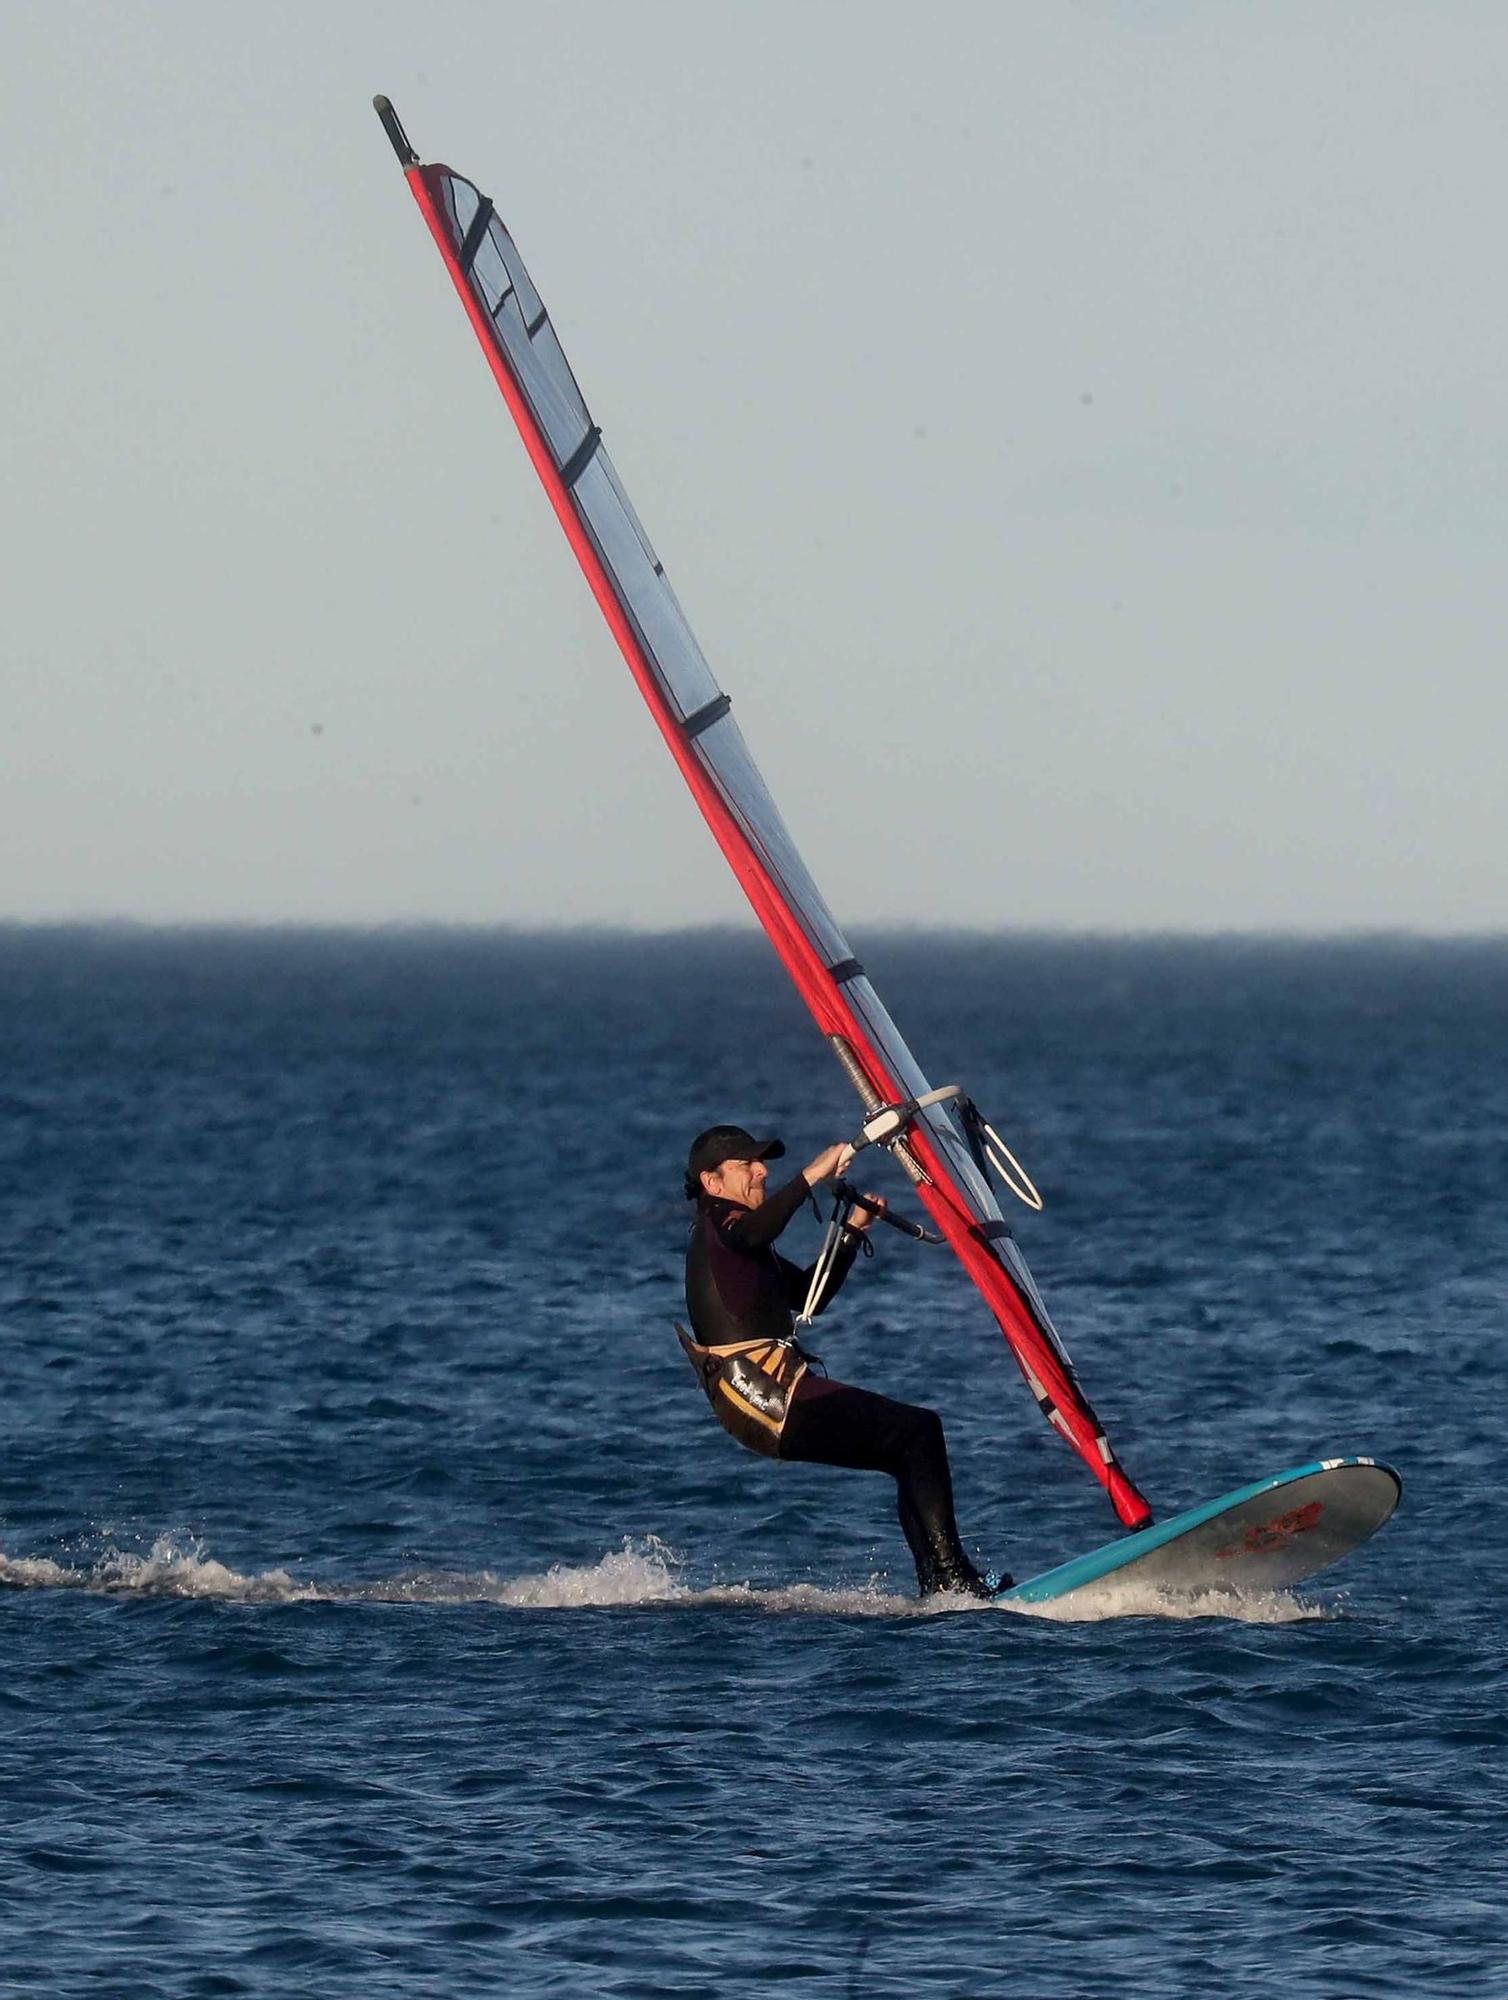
718,1172 -> 812,1251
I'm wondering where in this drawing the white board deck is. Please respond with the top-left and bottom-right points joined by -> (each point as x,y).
1003,1457 -> 1401,1610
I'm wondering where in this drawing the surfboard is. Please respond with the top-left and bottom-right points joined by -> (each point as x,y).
1001,1457 -> 1401,1610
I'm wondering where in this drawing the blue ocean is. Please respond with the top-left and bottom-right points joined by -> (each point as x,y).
2,928 -> 1504,1998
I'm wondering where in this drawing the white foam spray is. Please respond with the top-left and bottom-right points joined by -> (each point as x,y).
0,1534 -> 1326,1623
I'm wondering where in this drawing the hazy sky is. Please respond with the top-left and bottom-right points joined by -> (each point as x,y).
5,2 -> 1505,931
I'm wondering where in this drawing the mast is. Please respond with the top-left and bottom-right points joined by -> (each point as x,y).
373,97 -> 1151,1529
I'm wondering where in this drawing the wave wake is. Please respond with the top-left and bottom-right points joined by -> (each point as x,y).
0,1537 -> 317,1603
0,1535 -> 1324,1623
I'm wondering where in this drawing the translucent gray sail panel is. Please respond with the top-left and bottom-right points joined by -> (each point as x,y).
439,176 -> 854,957
437,173 -> 1068,1354
843,976 -> 994,1211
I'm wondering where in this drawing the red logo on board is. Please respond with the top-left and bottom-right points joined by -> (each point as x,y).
1215,1499 -> 1324,1561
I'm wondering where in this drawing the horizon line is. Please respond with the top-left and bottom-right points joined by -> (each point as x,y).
0,917 -> 1504,947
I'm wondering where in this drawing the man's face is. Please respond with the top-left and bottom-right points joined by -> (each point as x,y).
703,1154 -> 768,1209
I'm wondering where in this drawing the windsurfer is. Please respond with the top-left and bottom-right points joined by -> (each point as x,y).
680,1125 -> 1008,1599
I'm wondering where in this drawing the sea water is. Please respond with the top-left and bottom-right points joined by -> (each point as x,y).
1,929 -> 1504,1998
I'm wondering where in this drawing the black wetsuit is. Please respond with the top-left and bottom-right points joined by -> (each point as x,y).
685,1172 -> 858,1341
685,1173 -> 989,1597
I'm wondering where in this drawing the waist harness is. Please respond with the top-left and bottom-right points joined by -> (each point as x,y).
674,1323 -> 811,1459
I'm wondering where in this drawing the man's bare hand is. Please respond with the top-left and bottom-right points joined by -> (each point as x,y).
847,1192 -> 887,1232
803,1141 -> 856,1187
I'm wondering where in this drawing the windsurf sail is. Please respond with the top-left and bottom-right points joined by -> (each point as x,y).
374,97 -> 1152,1529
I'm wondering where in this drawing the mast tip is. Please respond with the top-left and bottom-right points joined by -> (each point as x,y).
373,95 -> 419,167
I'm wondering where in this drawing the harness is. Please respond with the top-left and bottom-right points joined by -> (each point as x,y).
674,1325 -> 814,1459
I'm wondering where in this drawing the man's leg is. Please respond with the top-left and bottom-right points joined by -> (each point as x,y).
895,1485 -> 953,1597
779,1374 -> 995,1596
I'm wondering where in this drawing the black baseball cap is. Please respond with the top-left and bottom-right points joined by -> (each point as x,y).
684,1124 -> 786,1196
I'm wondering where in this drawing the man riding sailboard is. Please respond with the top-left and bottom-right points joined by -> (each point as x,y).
377,103 -> 1411,1616
374,99 -> 1158,1594
679,1124 -> 1010,1599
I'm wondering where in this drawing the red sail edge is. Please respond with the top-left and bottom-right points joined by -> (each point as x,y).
388,134 -> 1151,1531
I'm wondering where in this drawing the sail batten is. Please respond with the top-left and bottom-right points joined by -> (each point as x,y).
379,111 -> 1151,1529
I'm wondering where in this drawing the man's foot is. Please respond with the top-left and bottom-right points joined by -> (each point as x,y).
922,1564 -> 1014,1600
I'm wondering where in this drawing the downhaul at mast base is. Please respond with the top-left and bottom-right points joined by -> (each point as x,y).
373,96 -> 1164,1537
